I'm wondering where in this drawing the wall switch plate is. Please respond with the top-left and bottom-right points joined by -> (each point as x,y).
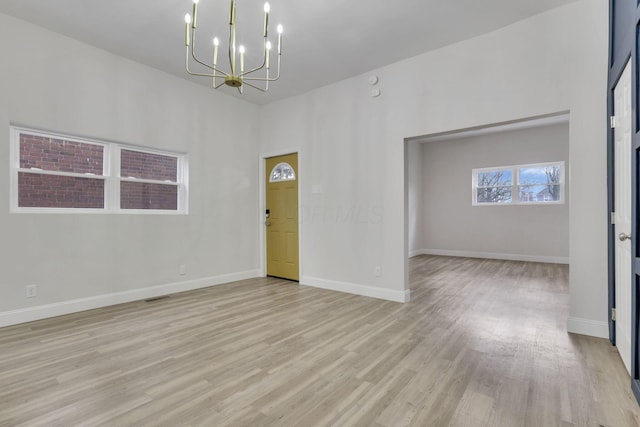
26,284 -> 37,298
179,265 -> 186,276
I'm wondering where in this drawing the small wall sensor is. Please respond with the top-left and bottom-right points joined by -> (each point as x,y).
370,88 -> 381,97
368,75 -> 379,85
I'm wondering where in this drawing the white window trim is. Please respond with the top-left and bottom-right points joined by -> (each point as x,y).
472,161 -> 565,206
10,126 -> 189,214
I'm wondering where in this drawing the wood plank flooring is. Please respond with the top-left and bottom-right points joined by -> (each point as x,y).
1,255 -> 639,426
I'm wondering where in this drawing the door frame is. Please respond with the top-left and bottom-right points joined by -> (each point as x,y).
608,53 -> 631,348
259,147 -> 302,279
607,0 -> 640,405
611,57 -> 634,375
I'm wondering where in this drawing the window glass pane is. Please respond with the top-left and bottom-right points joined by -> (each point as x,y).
120,182 -> 178,210
18,172 -> 104,208
121,149 -> 177,182
518,165 -> 561,185
20,133 -> 103,175
519,184 -> 561,202
477,169 -> 511,187
269,162 -> 296,182
476,187 -> 512,204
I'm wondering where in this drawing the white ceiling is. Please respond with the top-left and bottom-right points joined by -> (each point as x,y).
0,0 -> 579,105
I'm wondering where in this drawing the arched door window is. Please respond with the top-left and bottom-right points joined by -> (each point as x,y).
269,162 -> 296,182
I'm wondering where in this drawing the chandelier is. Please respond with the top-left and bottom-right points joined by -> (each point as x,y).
184,0 -> 283,93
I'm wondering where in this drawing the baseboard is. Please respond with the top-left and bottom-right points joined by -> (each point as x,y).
0,269 -> 260,328
411,248 -> 569,265
301,276 -> 410,303
567,317 -> 609,339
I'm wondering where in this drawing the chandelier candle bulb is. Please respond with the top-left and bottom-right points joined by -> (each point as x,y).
192,0 -> 199,28
239,45 -> 245,74
266,41 -> 271,68
213,37 -> 219,65
277,24 -> 283,54
263,2 -> 270,37
185,14 -> 191,46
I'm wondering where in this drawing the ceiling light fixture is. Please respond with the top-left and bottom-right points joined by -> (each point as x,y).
184,0 -> 283,93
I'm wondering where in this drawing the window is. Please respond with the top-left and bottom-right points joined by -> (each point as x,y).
472,162 -> 564,205
11,126 -> 188,213
475,168 -> 513,204
269,162 -> 296,182
17,133 -> 106,209
120,149 -> 179,211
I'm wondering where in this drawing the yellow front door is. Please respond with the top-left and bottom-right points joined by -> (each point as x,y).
265,153 -> 299,281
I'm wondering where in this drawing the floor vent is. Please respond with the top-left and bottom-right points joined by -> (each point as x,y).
145,295 -> 170,303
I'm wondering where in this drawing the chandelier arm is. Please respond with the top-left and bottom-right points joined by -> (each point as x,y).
186,47 -> 215,77
240,62 -> 266,77
213,79 -> 227,89
191,28 -> 230,77
186,48 -> 229,78
243,70 -> 280,82
243,55 -> 281,82
228,32 -> 234,76
240,38 -> 268,77
274,54 -> 281,80
241,79 -> 267,92
243,72 -> 280,81
191,28 -> 221,73
186,69 -> 215,78
228,3 -> 237,76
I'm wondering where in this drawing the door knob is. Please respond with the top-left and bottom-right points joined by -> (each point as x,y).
619,232 -> 632,242
265,220 -> 271,226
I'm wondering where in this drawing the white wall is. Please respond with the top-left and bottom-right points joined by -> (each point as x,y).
408,142 -> 424,257
0,13 -> 261,326
417,123 -> 569,263
259,0 -> 608,336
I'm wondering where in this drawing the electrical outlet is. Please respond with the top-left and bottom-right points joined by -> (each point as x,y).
26,284 -> 37,298
179,264 -> 186,276
375,266 -> 381,277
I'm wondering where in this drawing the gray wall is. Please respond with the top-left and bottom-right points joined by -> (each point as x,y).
419,123 -> 570,262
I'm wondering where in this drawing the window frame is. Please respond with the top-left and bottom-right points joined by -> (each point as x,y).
472,161 -> 565,206
269,162 -> 297,182
10,126 -> 189,214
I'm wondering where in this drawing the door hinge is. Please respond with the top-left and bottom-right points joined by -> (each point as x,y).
611,115 -> 618,129
612,308 -> 617,321
611,212 -> 616,225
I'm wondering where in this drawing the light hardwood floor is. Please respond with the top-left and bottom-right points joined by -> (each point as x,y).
1,255 -> 640,426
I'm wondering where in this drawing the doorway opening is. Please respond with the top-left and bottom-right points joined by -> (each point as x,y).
404,112 -> 571,293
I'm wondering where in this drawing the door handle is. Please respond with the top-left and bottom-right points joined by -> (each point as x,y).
619,232 -> 632,242
265,220 -> 271,226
